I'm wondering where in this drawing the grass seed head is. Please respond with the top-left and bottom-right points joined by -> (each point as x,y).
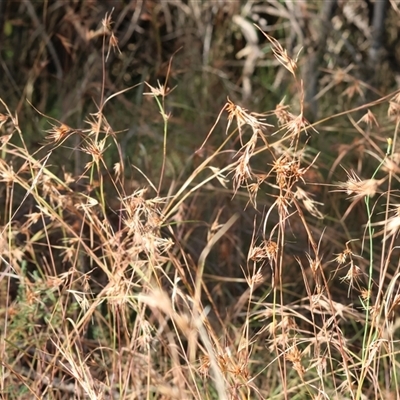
337,170 -> 381,200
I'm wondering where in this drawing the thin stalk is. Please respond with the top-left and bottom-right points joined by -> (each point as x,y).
357,138 -> 392,398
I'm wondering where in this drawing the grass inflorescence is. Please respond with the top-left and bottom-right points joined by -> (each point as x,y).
1,7 -> 400,400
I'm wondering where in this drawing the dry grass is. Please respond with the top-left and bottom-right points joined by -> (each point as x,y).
1,5 -> 400,400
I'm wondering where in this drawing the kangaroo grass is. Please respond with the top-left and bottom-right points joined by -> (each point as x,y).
2,13 -> 400,400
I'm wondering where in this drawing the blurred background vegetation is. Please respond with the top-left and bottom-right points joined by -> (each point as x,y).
0,0 -> 398,173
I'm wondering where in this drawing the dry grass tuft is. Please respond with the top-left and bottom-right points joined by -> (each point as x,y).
1,6 -> 400,400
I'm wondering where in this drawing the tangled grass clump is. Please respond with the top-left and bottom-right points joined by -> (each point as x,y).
1,11 -> 400,400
